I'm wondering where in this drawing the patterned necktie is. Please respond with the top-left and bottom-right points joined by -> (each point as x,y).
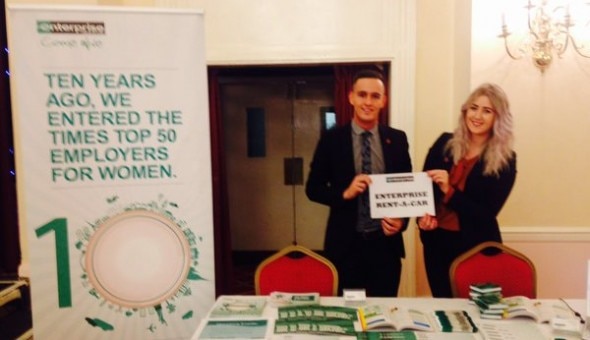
359,131 -> 372,227
361,131 -> 372,175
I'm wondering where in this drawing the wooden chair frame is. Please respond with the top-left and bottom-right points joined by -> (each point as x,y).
254,244 -> 338,296
449,241 -> 537,298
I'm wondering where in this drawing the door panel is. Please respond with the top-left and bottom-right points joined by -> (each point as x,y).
221,77 -> 332,251
292,82 -> 333,248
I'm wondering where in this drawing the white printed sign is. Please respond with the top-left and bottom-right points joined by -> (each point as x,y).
369,172 -> 435,218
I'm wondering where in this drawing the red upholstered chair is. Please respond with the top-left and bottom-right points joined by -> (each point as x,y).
254,244 -> 338,296
449,241 -> 537,298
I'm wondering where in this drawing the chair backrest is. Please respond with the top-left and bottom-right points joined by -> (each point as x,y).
254,244 -> 338,296
449,241 -> 537,298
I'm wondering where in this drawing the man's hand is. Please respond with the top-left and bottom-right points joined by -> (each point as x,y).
343,174 -> 372,200
382,217 -> 403,236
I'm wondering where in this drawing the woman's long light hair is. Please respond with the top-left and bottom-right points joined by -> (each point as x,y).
446,83 -> 514,177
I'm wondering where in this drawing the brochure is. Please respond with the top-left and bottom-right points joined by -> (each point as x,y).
209,296 -> 267,318
199,319 -> 268,339
500,296 -> 577,323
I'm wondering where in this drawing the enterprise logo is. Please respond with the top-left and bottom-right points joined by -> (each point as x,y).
37,21 -> 105,35
386,176 -> 414,183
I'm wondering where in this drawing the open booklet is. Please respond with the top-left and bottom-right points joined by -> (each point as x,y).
357,305 -> 478,333
497,296 -> 577,323
358,305 -> 435,332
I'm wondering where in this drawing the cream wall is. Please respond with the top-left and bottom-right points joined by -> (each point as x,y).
7,0 -> 590,297
470,0 -> 590,298
414,0 -> 472,296
471,0 -> 590,227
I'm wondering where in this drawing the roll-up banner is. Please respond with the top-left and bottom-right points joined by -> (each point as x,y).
7,5 -> 214,339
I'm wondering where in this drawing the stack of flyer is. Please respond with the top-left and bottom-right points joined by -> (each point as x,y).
469,283 -> 508,319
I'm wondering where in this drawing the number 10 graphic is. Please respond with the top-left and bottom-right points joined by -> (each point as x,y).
35,212 -> 195,311
36,218 -> 72,308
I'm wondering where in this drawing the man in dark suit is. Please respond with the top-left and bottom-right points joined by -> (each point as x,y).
305,69 -> 412,297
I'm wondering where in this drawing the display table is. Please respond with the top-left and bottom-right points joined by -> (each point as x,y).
191,295 -> 586,340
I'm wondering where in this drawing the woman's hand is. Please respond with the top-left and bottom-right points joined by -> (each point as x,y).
417,213 -> 438,231
427,169 -> 450,194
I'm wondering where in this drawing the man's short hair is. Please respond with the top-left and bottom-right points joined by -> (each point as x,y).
352,69 -> 385,85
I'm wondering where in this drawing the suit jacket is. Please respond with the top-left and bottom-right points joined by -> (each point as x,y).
305,123 -> 412,261
420,133 -> 517,252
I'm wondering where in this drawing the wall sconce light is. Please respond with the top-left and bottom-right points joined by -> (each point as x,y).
499,0 -> 590,73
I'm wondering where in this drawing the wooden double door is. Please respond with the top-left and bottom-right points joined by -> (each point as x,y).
219,69 -> 335,252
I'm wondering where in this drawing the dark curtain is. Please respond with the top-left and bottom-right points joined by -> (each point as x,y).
333,63 -> 390,126
0,3 -> 20,277
207,68 -> 234,296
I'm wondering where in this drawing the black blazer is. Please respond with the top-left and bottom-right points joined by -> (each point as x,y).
305,123 -> 412,260
420,133 -> 517,252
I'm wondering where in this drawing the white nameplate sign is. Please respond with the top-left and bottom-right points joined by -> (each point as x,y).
343,289 -> 366,302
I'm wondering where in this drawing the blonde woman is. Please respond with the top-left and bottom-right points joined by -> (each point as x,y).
418,83 -> 516,297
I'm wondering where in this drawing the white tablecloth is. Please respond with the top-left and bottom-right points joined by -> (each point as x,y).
192,296 -> 587,340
